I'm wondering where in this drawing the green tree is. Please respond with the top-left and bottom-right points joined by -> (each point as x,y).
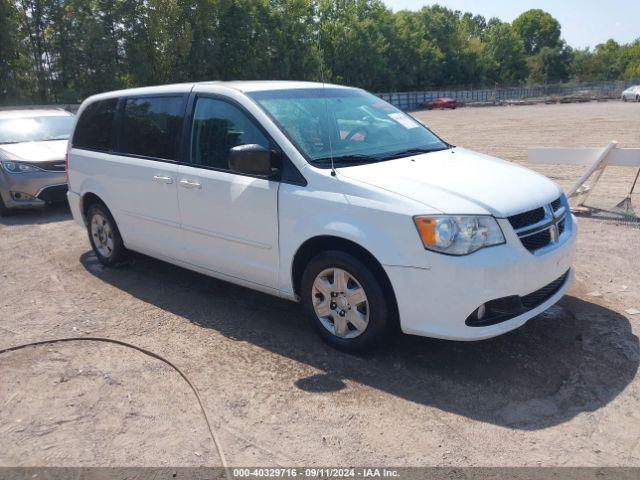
0,0 -> 31,103
591,39 -> 624,80
512,9 -> 561,55
460,12 -> 486,39
569,47 -> 594,81
15,0 -> 55,101
484,21 -> 528,84
121,0 -> 193,86
527,43 -> 572,83
387,10 -> 439,90
318,0 -> 395,91
405,5 -> 489,87
620,40 -> 640,79
265,0 -> 321,81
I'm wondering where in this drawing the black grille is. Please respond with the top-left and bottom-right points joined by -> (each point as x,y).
466,270 -> 570,326
521,271 -> 569,309
508,207 -> 545,230
508,195 -> 566,253
520,229 -> 551,251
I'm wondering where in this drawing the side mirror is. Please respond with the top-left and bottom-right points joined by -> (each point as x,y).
228,144 -> 275,177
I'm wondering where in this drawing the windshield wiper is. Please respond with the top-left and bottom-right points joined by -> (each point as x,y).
312,154 -> 379,167
0,141 -> 19,145
312,146 -> 451,167
377,146 -> 450,161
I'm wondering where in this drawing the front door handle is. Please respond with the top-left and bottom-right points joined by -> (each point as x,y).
179,179 -> 202,189
153,175 -> 173,184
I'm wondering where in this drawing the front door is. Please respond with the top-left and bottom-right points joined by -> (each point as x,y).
177,96 -> 279,289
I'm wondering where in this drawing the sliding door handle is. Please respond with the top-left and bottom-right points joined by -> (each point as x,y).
179,179 -> 202,189
153,175 -> 173,184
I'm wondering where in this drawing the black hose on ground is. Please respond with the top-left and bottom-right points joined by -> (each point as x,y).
0,336 -> 230,479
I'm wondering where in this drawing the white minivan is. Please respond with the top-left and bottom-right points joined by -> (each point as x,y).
67,81 -> 576,351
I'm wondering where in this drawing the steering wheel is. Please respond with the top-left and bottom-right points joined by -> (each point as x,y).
344,126 -> 369,142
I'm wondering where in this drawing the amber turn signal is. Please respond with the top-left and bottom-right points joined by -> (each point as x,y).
413,216 -> 438,246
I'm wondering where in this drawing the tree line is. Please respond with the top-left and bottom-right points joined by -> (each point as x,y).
1,0 -> 639,105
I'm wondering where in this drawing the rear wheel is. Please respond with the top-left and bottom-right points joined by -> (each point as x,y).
86,203 -> 127,266
301,250 -> 394,352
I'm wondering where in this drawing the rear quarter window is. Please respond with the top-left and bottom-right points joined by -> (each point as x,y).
72,98 -> 118,151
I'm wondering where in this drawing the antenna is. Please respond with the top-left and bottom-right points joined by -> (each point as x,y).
316,24 -> 336,176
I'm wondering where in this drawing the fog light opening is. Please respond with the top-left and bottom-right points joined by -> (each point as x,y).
10,191 -> 37,202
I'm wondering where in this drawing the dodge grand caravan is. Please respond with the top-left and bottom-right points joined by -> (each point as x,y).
67,81 -> 576,351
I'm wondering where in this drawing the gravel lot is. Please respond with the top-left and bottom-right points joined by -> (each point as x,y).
1,101 -> 639,467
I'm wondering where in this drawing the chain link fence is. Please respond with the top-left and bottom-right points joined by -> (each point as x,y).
378,79 -> 640,110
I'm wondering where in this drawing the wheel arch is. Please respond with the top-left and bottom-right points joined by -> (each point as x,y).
80,191 -> 108,220
291,235 -> 399,322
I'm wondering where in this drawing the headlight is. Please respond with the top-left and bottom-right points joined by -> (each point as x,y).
1,161 -> 43,174
413,215 -> 505,255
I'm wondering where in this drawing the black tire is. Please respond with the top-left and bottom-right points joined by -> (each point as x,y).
301,250 -> 394,352
623,96 -> 627,102
86,202 -> 128,266
0,194 -> 10,217
636,95 -> 640,102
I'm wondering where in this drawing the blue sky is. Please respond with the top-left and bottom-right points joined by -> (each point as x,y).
382,0 -> 638,49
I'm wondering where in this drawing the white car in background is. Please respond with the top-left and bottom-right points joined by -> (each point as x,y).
621,85 -> 640,102
66,81 -> 577,351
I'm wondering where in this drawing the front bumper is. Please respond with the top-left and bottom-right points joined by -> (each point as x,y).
0,170 -> 67,209
384,215 -> 578,341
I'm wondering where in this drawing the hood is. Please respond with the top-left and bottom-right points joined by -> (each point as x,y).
0,140 -> 68,163
337,147 -> 561,217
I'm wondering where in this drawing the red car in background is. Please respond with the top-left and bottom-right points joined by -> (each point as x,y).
419,97 -> 459,110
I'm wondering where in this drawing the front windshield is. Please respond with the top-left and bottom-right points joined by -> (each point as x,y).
0,115 -> 75,144
249,88 -> 449,167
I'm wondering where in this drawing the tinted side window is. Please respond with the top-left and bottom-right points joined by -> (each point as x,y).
73,99 -> 118,151
190,98 -> 269,170
119,96 -> 185,160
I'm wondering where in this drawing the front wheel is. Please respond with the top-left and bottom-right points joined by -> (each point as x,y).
636,95 -> 640,102
86,203 -> 128,266
301,251 -> 394,352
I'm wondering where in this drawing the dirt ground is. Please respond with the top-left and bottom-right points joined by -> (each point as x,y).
1,101 -> 639,467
